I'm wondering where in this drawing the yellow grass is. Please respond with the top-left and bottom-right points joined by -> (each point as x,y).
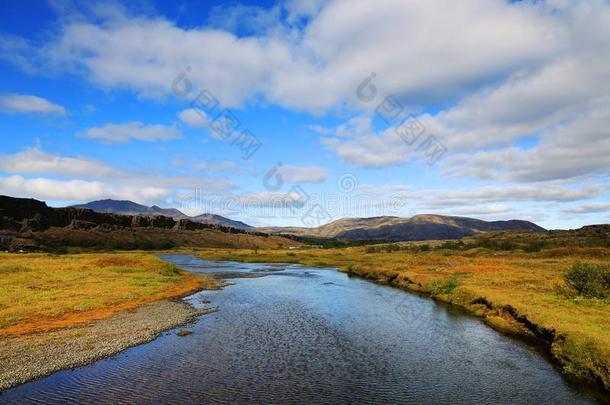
195,247 -> 610,391
0,252 -> 215,336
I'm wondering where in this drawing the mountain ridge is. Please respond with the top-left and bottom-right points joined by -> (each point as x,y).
70,199 -> 545,242
0,195 -> 289,252
72,199 -> 252,230
259,214 -> 545,241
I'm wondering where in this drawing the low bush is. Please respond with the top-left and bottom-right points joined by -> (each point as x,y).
524,240 -> 545,253
439,240 -> 464,250
159,264 -> 182,277
430,276 -> 460,295
564,262 -> 610,299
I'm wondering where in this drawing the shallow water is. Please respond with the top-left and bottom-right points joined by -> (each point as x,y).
0,254 -> 599,404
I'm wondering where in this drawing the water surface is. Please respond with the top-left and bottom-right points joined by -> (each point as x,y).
0,254 -> 598,404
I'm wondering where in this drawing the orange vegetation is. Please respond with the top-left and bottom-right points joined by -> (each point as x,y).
0,253 -> 215,337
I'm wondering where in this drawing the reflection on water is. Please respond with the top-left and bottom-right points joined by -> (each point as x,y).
0,255 -> 598,404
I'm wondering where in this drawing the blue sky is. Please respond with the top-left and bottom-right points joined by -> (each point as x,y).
0,0 -> 608,229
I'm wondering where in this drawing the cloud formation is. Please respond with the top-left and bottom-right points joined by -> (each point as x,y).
0,148 -> 234,204
0,0 -> 608,227
0,175 -> 167,203
0,148 -> 119,178
79,122 -> 182,143
0,94 -> 67,115
278,165 -> 328,183
5,0 -> 556,111
563,203 -> 610,215
178,108 -> 208,128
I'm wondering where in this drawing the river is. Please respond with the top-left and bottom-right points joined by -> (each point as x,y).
0,254 -> 598,404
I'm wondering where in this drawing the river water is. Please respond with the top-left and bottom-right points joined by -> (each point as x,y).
0,254 -> 599,404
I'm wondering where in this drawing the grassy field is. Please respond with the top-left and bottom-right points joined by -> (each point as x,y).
1,244 -> 608,393
0,252 -> 217,336
195,246 -> 610,392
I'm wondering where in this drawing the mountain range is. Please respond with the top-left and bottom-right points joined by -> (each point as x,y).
260,214 -> 545,241
0,195 -> 294,252
74,199 -> 545,242
72,199 -> 252,230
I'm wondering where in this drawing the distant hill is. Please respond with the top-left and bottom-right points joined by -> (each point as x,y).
73,199 -> 251,230
189,213 -> 252,229
260,214 -> 545,241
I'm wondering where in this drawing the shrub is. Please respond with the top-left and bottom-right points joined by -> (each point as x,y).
524,240 -> 545,253
365,244 -> 404,253
430,276 -> 460,295
159,264 -> 182,277
439,240 -> 464,250
564,262 -> 610,298
365,246 -> 378,253
498,240 -> 517,251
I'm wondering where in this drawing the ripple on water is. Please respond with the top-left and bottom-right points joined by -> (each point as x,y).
0,255 -> 600,404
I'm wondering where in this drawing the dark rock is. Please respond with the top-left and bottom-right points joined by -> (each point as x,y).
67,220 -> 97,230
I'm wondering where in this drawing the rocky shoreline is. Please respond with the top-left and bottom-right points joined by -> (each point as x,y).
0,299 -> 211,392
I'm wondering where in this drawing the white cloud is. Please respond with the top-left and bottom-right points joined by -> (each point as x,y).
177,189 -> 309,220
79,122 -> 182,143
271,0 -> 556,112
563,202 -> 610,214
232,191 -> 306,208
0,148 -> 119,178
0,172 -> 234,205
6,0 -> 559,112
0,0 -> 608,226
350,182 -> 607,214
278,165 -> 327,183
192,161 -> 240,172
0,175 -> 168,203
206,3 -> 282,35
322,41 -> 610,171
178,108 -> 208,128
322,126 -> 408,167
284,0 -> 328,23
0,34 -> 37,73
308,124 -> 331,135
0,93 -> 67,115
0,147 -> 233,192
420,184 -> 606,208
0,148 -> 235,205
298,0 -> 610,176
444,103 -> 610,182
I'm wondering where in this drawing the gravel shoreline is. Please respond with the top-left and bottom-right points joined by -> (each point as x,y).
0,299 -> 211,392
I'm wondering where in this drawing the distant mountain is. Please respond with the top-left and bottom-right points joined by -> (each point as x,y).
72,199 -> 188,219
0,195 -> 290,252
190,213 -> 252,230
259,214 -> 545,241
72,199 -> 252,230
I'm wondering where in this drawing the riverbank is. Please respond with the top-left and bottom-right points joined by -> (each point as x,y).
0,252 -> 222,391
0,252 -> 216,336
0,299 -> 212,391
194,247 -> 610,396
